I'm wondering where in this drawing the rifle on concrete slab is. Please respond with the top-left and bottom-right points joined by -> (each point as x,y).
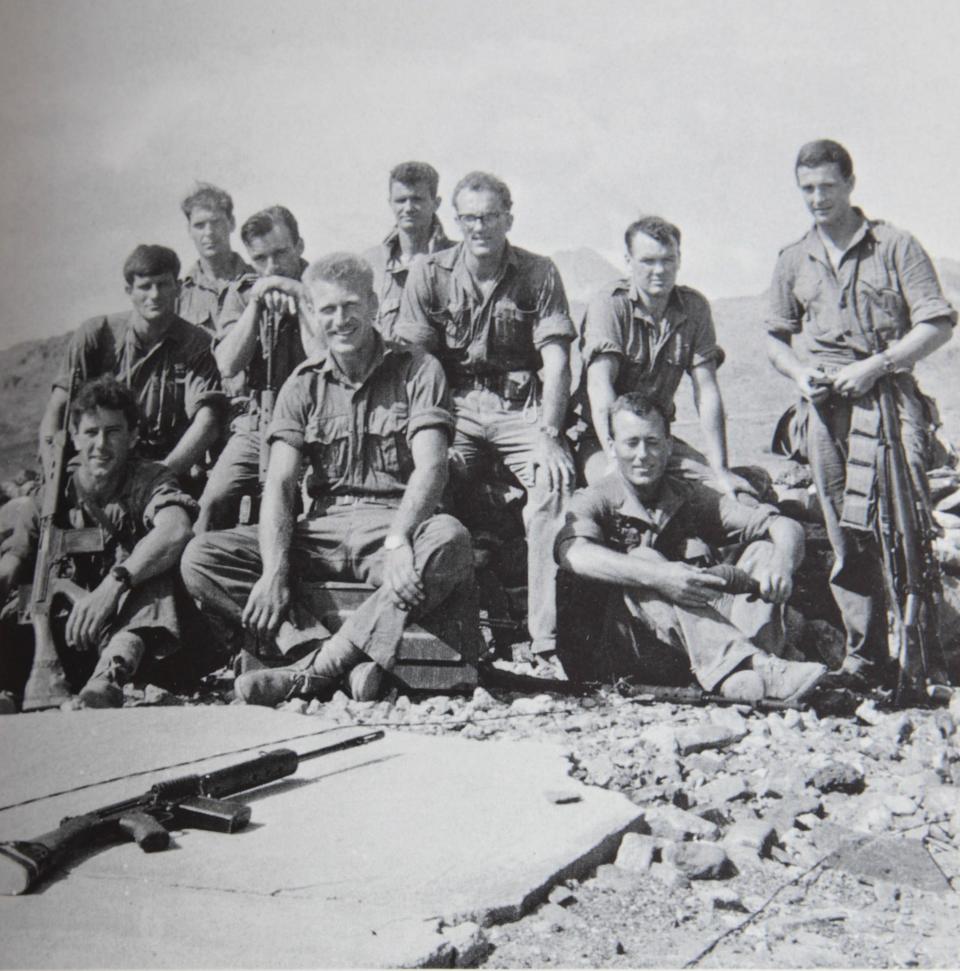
18,370 -> 106,710
0,729 -> 384,895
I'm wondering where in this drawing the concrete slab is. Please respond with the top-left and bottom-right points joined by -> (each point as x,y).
0,707 -> 644,968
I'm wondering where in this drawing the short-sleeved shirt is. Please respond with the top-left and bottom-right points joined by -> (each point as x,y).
766,212 -> 957,367
363,219 -> 453,341
575,280 -> 723,425
54,313 -> 225,462
269,332 -> 454,505
555,469 -> 779,565
395,242 -> 576,383
177,252 -> 253,333
215,261 -> 309,428
4,458 -> 198,588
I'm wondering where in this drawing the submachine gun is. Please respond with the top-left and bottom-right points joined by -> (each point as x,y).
18,371 -> 105,710
239,304 -> 284,525
0,729 -> 384,895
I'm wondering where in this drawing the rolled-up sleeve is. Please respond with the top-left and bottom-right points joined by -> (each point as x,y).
134,465 -> 199,527
184,345 -> 226,420
717,495 -> 780,546
687,293 -> 724,369
554,486 -> 609,561
214,280 -> 252,347
0,495 -> 40,562
532,262 -> 576,349
581,290 -> 626,367
765,250 -> 803,338
894,233 -> 958,329
405,351 -> 455,443
53,319 -> 99,391
268,372 -> 312,451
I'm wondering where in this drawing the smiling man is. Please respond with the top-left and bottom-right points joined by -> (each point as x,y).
363,161 -> 452,341
766,139 -> 956,688
555,391 -> 825,703
0,377 -> 197,711
395,170 -> 576,658
176,183 -> 252,333
181,253 -> 480,705
38,245 -> 225,487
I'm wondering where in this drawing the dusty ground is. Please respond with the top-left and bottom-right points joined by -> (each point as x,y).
101,659 -> 960,970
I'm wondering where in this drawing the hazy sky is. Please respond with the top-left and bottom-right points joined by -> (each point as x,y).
1,0 -> 958,349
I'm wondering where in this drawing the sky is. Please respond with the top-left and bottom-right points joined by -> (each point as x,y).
0,0 -> 958,349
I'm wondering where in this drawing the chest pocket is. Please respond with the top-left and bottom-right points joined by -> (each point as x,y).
793,265 -> 831,338
366,402 -> 412,480
491,301 -> 538,367
428,304 -> 472,353
306,414 -> 351,483
856,280 -> 908,343
377,296 -> 402,341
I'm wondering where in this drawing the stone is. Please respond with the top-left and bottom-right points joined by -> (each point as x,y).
582,753 -> 615,787
548,885 -> 577,907
765,793 -> 823,833
661,841 -> 737,880
709,707 -> 749,736
807,761 -> 866,794
649,862 -> 690,889
694,774 -> 750,806
140,684 -> 176,706
855,698 -> 885,726
645,805 -> 720,841
641,724 -> 679,755
592,863 -> 648,893
724,819 -> 778,858
884,794 -> 918,816
674,723 -> 746,755
696,885 -> 748,912
616,832 -> 659,872
441,921 -> 491,967
509,693 -> 555,716
470,687 -> 496,711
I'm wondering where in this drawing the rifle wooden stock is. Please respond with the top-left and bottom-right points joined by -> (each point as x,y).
0,730 -> 384,895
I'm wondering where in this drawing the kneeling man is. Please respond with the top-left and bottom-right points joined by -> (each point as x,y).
555,392 -> 825,703
181,254 -> 479,705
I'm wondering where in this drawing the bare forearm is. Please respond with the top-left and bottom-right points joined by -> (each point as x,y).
697,386 -> 729,472
766,334 -> 806,382
540,343 -> 571,431
559,538 -> 660,589
259,474 -> 297,580
767,516 -> 805,574
163,407 -> 220,475
0,552 -> 24,601
883,319 -> 952,368
215,300 -> 261,378
121,516 -> 193,586
389,460 -> 447,541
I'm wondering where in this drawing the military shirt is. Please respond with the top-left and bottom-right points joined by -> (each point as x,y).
177,252 -> 253,333
54,313 -> 225,462
555,469 -> 778,564
766,211 -> 957,367
363,218 -> 453,341
395,242 -> 576,383
577,280 -> 724,423
269,333 -> 454,505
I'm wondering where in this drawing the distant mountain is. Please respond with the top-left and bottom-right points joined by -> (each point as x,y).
551,248 -> 621,305
937,258 -> 960,306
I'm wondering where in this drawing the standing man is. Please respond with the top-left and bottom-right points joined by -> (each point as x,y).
396,171 -> 576,658
38,245 -> 225,488
177,183 -> 253,333
1,377 -> 197,710
555,391 -> 824,703
766,139 -> 955,688
575,216 -> 751,498
363,161 -> 452,341
182,254 -> 479,705
196,206 -> 309,532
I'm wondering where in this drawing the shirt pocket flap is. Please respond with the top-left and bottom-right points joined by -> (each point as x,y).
306,414 -> 351,444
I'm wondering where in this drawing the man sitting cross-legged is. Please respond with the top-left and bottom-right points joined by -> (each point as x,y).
181,253 -> 481,705
555,391 -> 826,703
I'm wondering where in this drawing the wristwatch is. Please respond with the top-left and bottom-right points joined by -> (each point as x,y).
539,424 -> 561,439
110,565 -> 133,590
383,534 -> 410,552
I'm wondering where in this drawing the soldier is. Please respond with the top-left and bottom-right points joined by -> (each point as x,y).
176,183 -> 253,332
766,139 -> 955,689
363,161 -> 453,341
575,215 -> 752,497
37,245 -> 225,488
0,377 -> 197,711
181,253 -> 479,705
555,391 -> 825,703
195,206 -> 309,532
395,171 -> 576,658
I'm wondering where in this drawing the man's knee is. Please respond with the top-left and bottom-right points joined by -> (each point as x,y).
180,533 -> 224,598
415,514 -> 474,575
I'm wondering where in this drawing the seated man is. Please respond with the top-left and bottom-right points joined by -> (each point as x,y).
555,391 -> 826,703
196,205 -> 310,531
176,182 -> 253,333
38,245 -> 225,488
363,161 -> 452,341
0,377 -> 197,711
181,253 -> 480,705
574,215 -> 751,497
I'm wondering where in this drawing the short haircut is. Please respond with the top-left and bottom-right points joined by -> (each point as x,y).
240,206 -> 300,248
180,182 -> 235,221
609,391 -> 671,439
452,171 -> 512,212
70,376 -> 140,432
795,139 -> 854,179
302,253 -> 375,299
123,244 -> 180,285
624,215 -> 681,253
389,161 -> 440,197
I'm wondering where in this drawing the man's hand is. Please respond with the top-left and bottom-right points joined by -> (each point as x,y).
650,563 -> 728,609
532,432 -> 576,493
751,555 -> 794,604
831,357 -> 884,400
795,367 -> 833,403
382,542 -> 425,611
242,570 -> 292,638
714,468 -> 758,500
252,276 -> 303,316
65,575 -> 124,650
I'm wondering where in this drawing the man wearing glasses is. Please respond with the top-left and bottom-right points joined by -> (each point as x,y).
396,171 -> 576,659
